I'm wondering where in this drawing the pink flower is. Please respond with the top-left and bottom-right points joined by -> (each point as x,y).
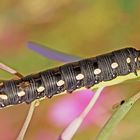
34,131 -> 56,140
48,88 -> 124,129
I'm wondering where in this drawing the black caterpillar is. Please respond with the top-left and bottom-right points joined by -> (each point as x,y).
0,47 -> 140,108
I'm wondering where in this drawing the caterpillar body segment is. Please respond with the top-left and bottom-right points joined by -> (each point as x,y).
0,47 -> 140,108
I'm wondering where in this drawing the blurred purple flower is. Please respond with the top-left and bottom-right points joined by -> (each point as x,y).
27,42 -> 80,62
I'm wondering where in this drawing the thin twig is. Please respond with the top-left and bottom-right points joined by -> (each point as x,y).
59,86 -> 105,140
16,100 -> 39,140
0,63 -> 17,74
96,91 -> 140,140
0,63 -> 23,78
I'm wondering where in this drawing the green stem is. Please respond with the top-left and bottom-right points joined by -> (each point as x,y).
96,91 -> 140,140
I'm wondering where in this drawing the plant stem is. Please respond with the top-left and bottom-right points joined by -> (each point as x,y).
96,91 -> 140,140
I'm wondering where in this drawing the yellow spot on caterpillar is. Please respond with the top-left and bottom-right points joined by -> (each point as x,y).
76,74 -> 84,80
0,94 -> 8,100
57,80 -> 65,86
135,58 -> 137,62
37,86 -> 45,92
17,91 -> 26,97
126,57 -> 131,63
94,69 -> 101,75
111,62 -> 118,69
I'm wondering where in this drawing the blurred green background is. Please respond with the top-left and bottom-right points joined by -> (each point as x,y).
0,0 -> 140,140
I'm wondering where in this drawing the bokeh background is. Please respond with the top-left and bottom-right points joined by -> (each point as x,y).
0,0 -> 140,140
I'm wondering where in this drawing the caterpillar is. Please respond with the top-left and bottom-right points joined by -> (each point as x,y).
0,47 -> 140,108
